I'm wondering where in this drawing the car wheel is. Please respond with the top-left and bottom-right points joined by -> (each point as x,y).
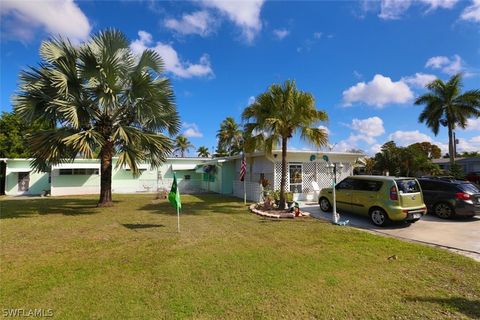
319,197 -> 332,212
433,202 -> 454,219
370,208 -> 390,227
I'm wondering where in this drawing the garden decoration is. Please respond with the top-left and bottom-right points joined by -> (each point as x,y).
323,156 -> 349,226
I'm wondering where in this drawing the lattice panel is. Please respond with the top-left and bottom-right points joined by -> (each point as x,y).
337,163 -> 352,182
302,162 -> 317,193
317,163 -> 332,189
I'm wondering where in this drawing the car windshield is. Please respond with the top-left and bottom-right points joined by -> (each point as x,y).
395,179 -> 421,193
458,183 -> 480,194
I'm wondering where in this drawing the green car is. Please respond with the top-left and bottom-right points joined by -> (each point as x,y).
318,175 -> 427,227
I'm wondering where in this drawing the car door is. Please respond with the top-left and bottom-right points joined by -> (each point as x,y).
418,180 -> 436,210
350,180 -> 383,216
334,178 -> 354,212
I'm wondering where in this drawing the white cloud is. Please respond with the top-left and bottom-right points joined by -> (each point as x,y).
350,117 -> 385,138
313,32 -> 323,39
379,0 -> 412,19
0,0 -> 91,42
465,118 -> 480,131
247,96 -> 256,105
425,54 -> 464,75
461,0 -> 480,22
130,31 -> 214,79
370,143 -> 382,154
342,74 -> 414,107
318,125 -> 330,135
402,73 -> 437,88
333,117 -> 385,152
273,28 -> 289,40
201,0 -> 265,43
377,0 -> 458,19
457,136 -> 480,152
182,122 -> 203,138
164,11 -> 216,37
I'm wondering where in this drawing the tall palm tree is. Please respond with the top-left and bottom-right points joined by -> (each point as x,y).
197,146 -> 210,158
242,80 -> 328,209
174,135 -> 194,157
415,73 -> 480,168
13,29 -> 180,207
216,117 -> 243,156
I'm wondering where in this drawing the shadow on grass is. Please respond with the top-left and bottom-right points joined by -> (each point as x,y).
0,198 -> 110,219
122,223 -> 164,230
140,194 -> 247,216
406,296 -> 480,319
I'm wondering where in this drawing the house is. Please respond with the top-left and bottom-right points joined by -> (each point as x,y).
1,150 -> 363,201
1,157 -> 209,196
201,150 -> 363,202
432,157 -> 480,174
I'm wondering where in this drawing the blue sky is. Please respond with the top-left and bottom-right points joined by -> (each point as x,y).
1,0 -> 479,156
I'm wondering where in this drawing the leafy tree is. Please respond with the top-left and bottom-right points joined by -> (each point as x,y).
216,117 -> 243,156
197,146 -> 210,158
374,141 -> 401,176
408,142 -> 441,159
460,151 -> 479,158
242,80 -> 328,209
415,73 -> 480,168
0,112 -> 52,158
174,135 -> 194,157
13,29 -> 180,206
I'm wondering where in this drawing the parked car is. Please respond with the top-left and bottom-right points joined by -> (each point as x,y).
417,177 -> 480,218
466,172 -> 480,185
318,175 -> 427,227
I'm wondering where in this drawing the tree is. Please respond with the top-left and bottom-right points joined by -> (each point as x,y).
0,112 -> 52,158
415,73 -> 480,168
174,135 -> 194,157
374,141 -> 401,176
14,29 -> 180,207
216,116 -> 243,156
242,80 -> 328,209
408,142 -> 441,159
197,146 -> 210,158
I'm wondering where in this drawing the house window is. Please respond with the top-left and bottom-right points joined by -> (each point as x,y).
184,175 -> 191,180
289,164 -> 302,193
59,169 -> 99,175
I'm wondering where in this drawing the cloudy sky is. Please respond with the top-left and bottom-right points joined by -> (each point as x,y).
1,0 -> 479,155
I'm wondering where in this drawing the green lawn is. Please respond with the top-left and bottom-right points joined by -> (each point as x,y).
1,194 -> 479,319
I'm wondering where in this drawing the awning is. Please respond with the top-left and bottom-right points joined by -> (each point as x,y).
171,164 -> 198,171
7,168 -> 32,173
53,163 -> 100,169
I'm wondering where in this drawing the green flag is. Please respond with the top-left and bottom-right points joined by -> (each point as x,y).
168,173 -> 181,209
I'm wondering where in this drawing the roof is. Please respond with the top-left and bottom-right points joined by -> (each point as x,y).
350,175 -> 416,181
218,149 -> 364,161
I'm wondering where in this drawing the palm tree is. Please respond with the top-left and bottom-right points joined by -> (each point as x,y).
242,80 -> 328,209
216,117 -> 243,156
415,73 -> 480,168
13,29 -> 180,207
174,135 -> 194,157
197,146 -> 210,158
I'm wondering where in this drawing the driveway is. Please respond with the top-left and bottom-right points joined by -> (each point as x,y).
301,203 -> 480,262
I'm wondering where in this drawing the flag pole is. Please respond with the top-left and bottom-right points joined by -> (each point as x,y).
177,206 -> 180,233
243,176 -> 246,205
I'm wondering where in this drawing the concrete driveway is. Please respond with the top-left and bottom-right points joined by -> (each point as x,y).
301,203 -> 480,262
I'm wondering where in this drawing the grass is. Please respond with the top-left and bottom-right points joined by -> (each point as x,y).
1,194 -> 479,319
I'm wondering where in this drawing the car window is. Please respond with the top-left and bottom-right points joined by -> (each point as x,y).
457,183 -> 480,194
354,180 -> 383,192
418,180 -> 434,190
336,178 -> 354,190
395,179 -> 421,193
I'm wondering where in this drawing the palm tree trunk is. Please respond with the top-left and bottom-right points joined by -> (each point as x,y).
98,141 -> 114,207
447,123 -> 455,169
279,136 -> 288,210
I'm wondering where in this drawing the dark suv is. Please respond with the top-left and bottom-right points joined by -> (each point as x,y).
417,177 -> 480,218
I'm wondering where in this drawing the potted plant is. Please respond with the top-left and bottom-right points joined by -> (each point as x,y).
285,191 -> 294,207
272,190 -> 280,206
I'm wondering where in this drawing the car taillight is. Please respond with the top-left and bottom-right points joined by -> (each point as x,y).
390,186 -> 398,201
455,192 -> 471,200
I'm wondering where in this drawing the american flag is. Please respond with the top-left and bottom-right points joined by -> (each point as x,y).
239,156 -> 247,181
